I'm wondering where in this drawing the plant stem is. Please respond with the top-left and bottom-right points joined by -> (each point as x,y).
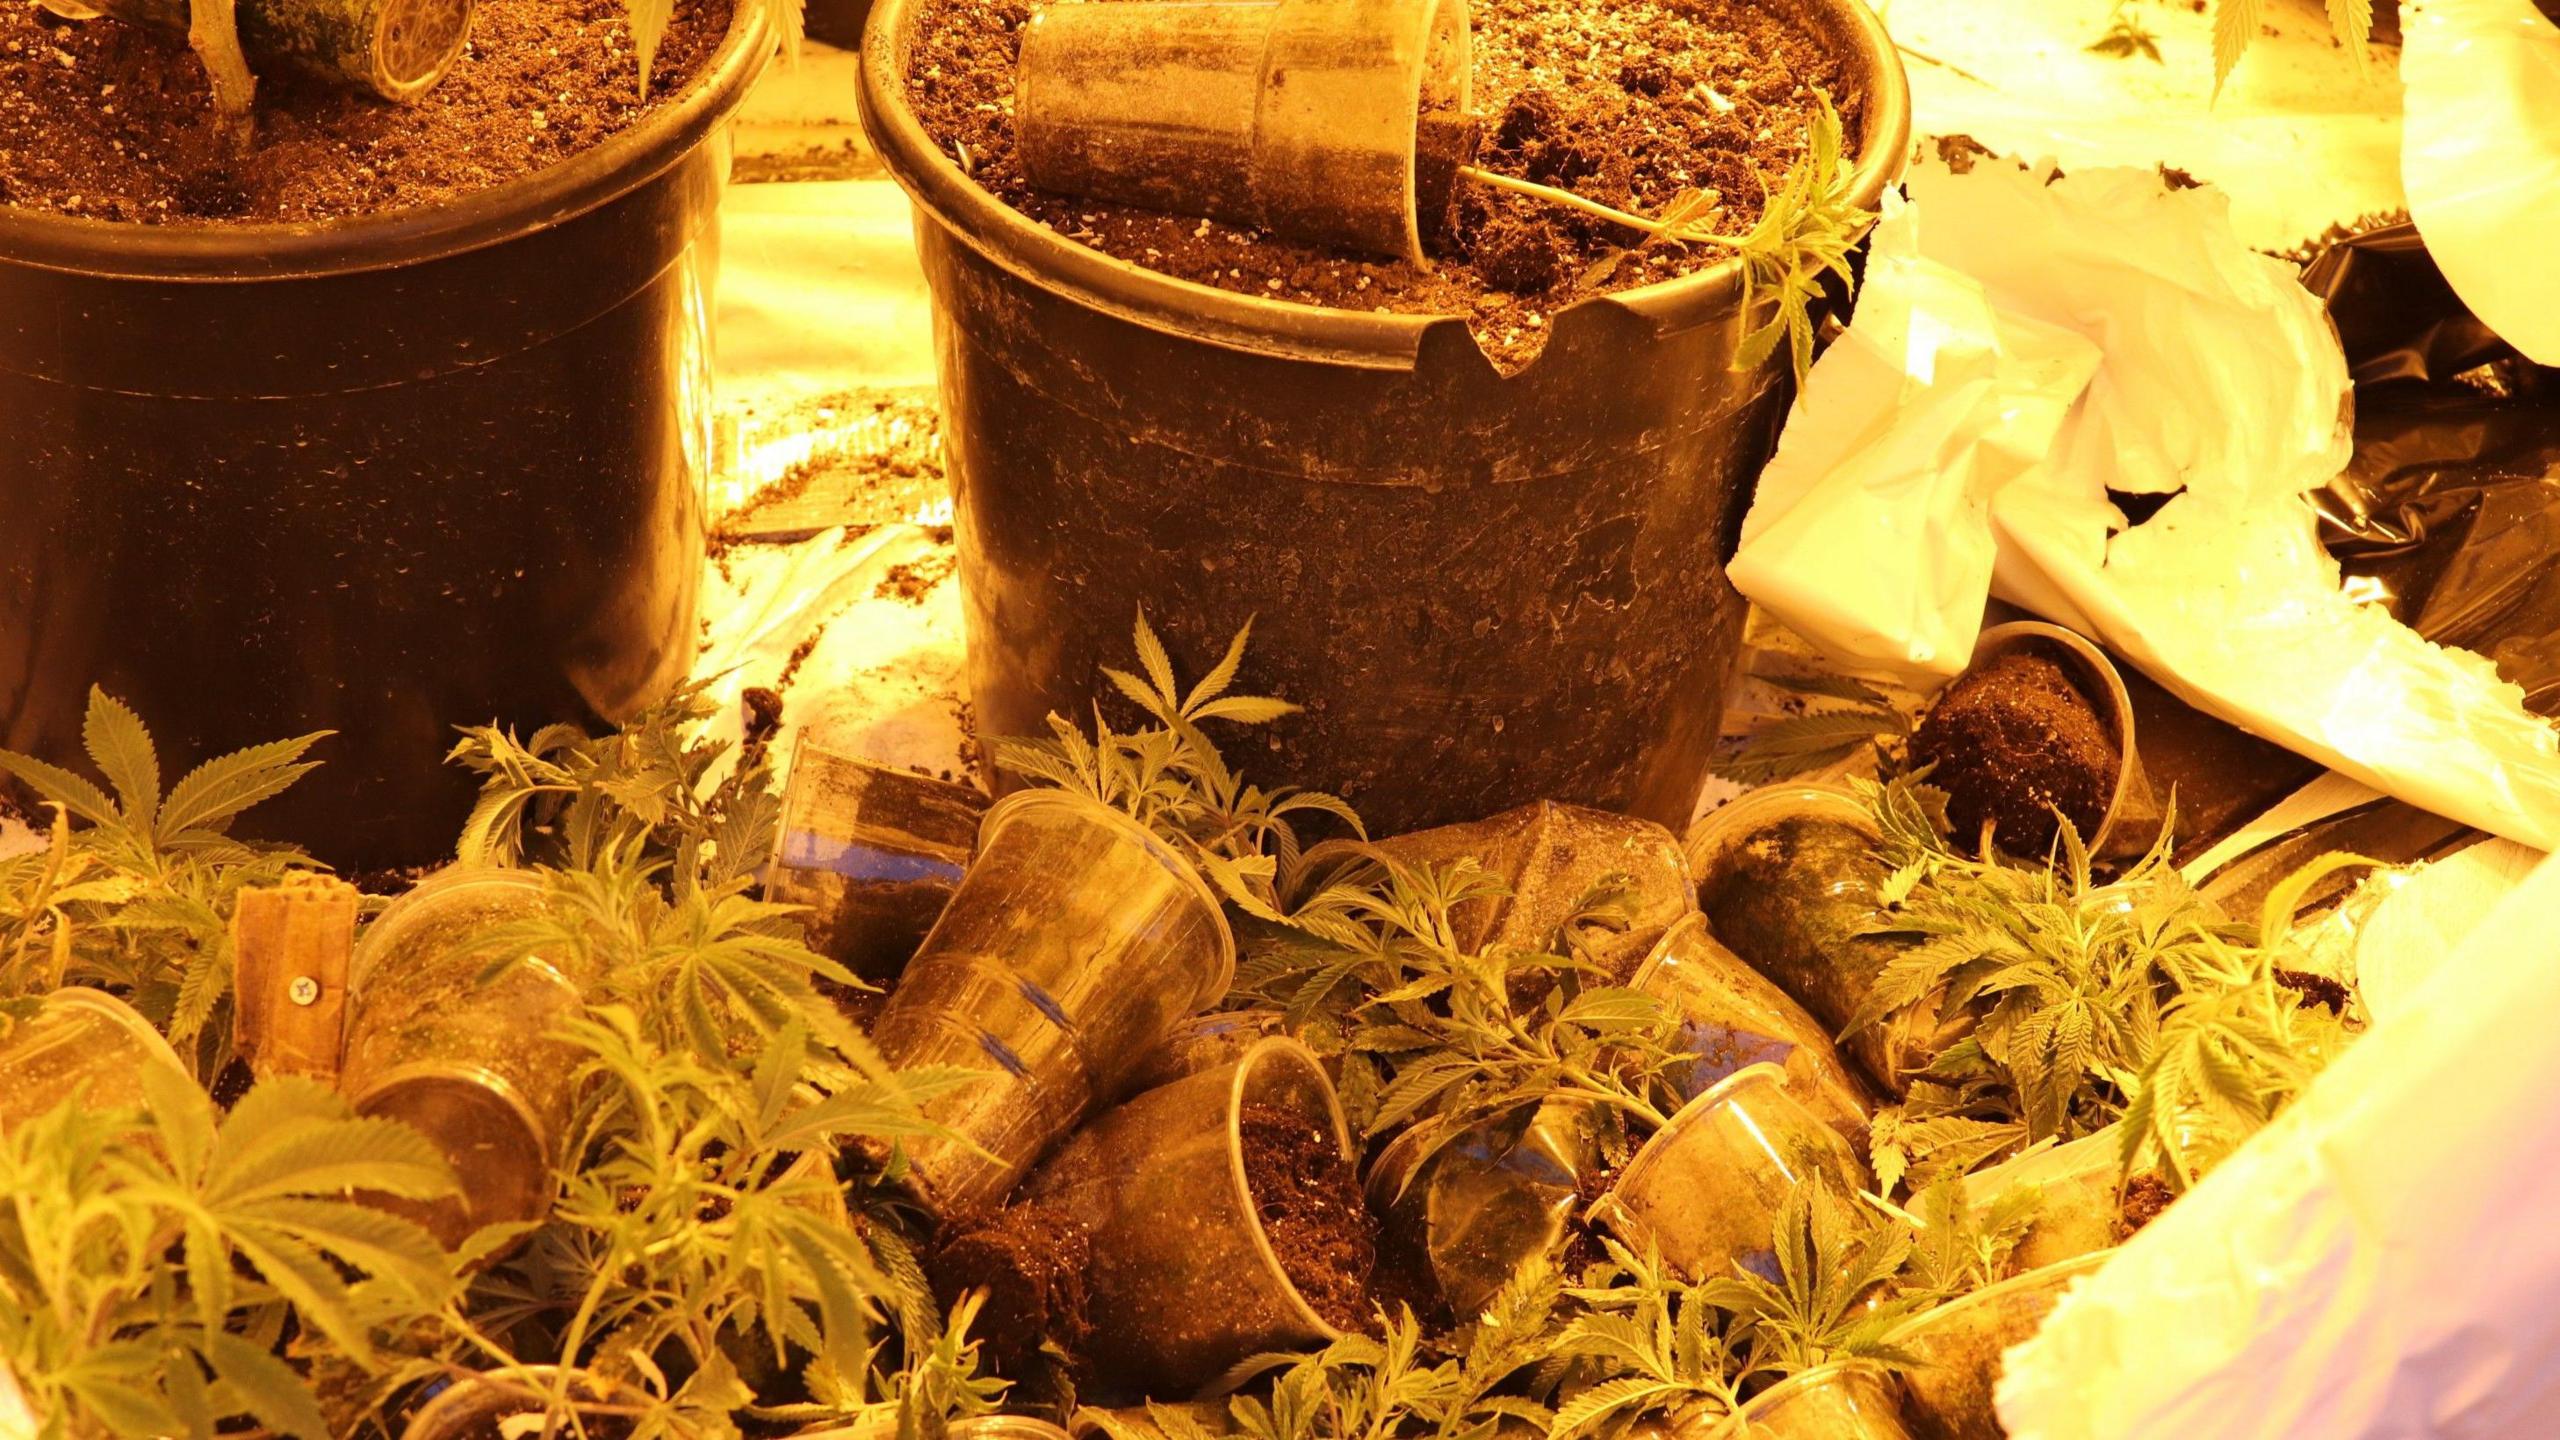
1458,166 -> 1744,250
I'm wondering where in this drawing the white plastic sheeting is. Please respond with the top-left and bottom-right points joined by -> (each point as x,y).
2401,0 -> 2560,365
1997,848 -> 2560,1437
1725,158 -> 2560,852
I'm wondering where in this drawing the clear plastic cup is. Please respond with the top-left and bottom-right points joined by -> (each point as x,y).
1368,800 -> 1697,984
765,739 -> 988,994
1960,1127 -> 2126,1273
1630,912 -> 1875,1155
866,789 -> 1237,1222
399,1367 -> 615,1440
1365,1095 -> 1599,1315
1948,623 -> 2159,861
339,866 -> 590,1251
1124,1007 -> 1292,1095
1589,1064 -> 1869,1284
1020,1036 -> 1352,1395
71,0 -> 473,101
1883,1250 -> 2114,1440
1686,786 -> 1969,1095
1015,0 -> 1472,265
1721,1364 -> 1915,1439
0,987 -> 189,1132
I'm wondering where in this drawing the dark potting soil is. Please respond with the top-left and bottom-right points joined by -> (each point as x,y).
1910,650 -> 2119,858
2118,1174 -> 2175,1235
903,0 -> 1861,367
1240,1101 -> 1379,1334
0,0 -> 732,223
2273,967 -> 2353,1015
928,1200 -> 1098,1379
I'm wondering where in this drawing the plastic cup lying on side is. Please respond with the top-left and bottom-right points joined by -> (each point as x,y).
1365,1096 -> 1599,1316
1883,1251 -> 2114,1440
1686,786 -> 1968,1095
1930,622 -> 2160,862
63,0 -> 473,101
1631,911 -> 1875,1155
339,867 -> 591,1252
865,789 -> 1236,1222
0,987 -> 190,1132
1716,1363 -> 1916,1440
1014,0 -> 1472,265
1590,1064 -> 1869,1284
1960,1127 -> 2128,1273
1020,1037 -> 1353,1395
1369,800 -> 1698,983
1124,1007 -> 1293,1095
765,740 -> 989,1001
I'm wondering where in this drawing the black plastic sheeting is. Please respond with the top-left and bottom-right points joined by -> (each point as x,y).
2191,225 -> 2560,913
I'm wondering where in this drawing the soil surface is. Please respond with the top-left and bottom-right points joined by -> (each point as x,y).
1911,650 -> 2119,858
928,1201 -> 1097,1380
1240,1101 -> 1379,1333
2273,967 -> 2352,1015
0,0 -> 732,223
904,0 -> 1861,366
2118,1174 -> 2175,1234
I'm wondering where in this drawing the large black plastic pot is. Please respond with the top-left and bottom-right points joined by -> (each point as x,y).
856,2 -> 1908,836
0,0 -> 768,869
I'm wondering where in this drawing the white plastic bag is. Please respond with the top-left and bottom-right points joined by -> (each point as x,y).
2401,0 -> 2560,366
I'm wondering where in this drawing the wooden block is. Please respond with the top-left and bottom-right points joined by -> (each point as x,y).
231,874 -> 359,1083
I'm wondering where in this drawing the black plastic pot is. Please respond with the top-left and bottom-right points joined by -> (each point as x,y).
0,0 -> 769,870
855,0 -> 1910,838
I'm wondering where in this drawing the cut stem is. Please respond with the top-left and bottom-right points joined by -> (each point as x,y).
1458,165 -> 1742,249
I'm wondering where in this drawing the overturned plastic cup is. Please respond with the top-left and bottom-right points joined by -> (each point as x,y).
1015,0 -> 1473,265
44,0 -> 473,100
0,987 -> 190,1133
1630,912 -> 1875,1155
1883,1250 -> 2114,1440
339,867 -> 592,1252
1365,1095 -> 1599,1316
1588,1063 -> 1869,1284
765,739 -> 989,1001
1960,1127 -> 2127,1274
1717,1363 -> 1916,1440
1923,622 -> 2161,863
864,789 -> 1236,1222
1020,1037 -> 1355,1395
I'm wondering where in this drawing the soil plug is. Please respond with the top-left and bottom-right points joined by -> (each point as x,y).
765,741 -> 989,1009
41,0 -> 474,104
1586,1063 -> 1869,1283
1882,1251 -> 2114,1440
1365,1095 -> 1598,1317
230,873 -> 357,1085
338,867 -> 592,1252
861,790 -> 1236,1222
1630,911 -> 1875,1154
1018,1038 -> 1370,1396
1726,1364 -> 1916,1440
0,988 -> 192,1135
1911,622 -> 2159,862
1687,785 -> 1974,1096
1014,0 -> 1472,266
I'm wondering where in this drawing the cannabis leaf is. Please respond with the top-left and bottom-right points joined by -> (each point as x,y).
2088,10 -> 2164,61
627,0 -> 675,99
1689,1186 -> 1921,1380
1712,680 -> 1912,787
1546,1242 -> 1744,1439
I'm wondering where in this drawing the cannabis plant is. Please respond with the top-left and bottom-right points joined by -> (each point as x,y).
0,688 -> 327,1072
1686,1187 -> 1921,1381
1887,1177 -> 2039,1305
1543,1244 -> 1744,1440
992,610 -> 1363,920
0,1068 -> 459,1440
1710,672 -> 1912,786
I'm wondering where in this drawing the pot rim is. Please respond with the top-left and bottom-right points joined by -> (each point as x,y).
0,0 -> 772,283
1682,783 -> 1877,889
979,788 -> 1240,999
349,864 -> 554,991
34,985 -> 192,1077
1721,1360 -> 1903,1432
1615,1059 -> 1793,1194
855,0 -> 1911,369
1879,1246 -> 2120,1347
1960,621 -> 2147,856
1222,1035 -> 1359,1346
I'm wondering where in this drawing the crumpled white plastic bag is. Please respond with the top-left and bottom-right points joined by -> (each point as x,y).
1996,850 -> 2560,1439
2402,0 -> 2560,366
1726,157 -> 2560,852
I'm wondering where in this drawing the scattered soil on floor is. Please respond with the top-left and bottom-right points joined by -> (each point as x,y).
2273,967 -> 2353,1015
1240,1102 -> 1379,1333
903,0 -> 1862,367
1911,649 -> 2119,857
0,0 -> 731,223
929,1201 -> 1096,1380
740,685 -> 786,756
2118,1174 -> 2176,1234
876,553 -> 957,605
776,627 -> 828,692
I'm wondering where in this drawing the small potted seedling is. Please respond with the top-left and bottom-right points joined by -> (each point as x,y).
0,987 -> 193,1132
337,866 -> 594,1249
1629,911 -> 1875,1153
865,613 -> 1357,1221
1686,787 -> 1971,1094
1882,1250 -> 2114,1440
1014,1037 -> 1374,1395
1587,1063 -> 1869,1285
1909,623 -> 2157,862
